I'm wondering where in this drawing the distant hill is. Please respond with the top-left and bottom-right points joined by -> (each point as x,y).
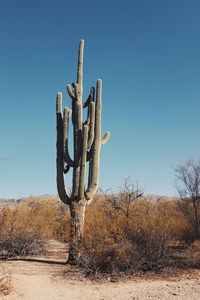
0,194 -> 59,208
0,198 -> 17,204
21,194 -> 59,202
0,193 -> 178,208
142,194 -> 178,203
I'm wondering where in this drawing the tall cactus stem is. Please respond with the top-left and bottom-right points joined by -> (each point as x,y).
63,107 -> 74,167
72,103 -> 82,198
76,39 -> 84,101
78,125 -> 88,199
56,40 -> 110,263
87,102 -> 95,149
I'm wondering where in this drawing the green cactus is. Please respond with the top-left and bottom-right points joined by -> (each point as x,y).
56,40 -> 110,264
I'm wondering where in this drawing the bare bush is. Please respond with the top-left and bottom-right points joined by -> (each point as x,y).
0,233 -> 46,257
185,240 -> 200,265
80,199 -> 171,275
0,266 -> 11,296
175,158 -> 200,239
0,198 -> 64,258
107,178 -> 143,217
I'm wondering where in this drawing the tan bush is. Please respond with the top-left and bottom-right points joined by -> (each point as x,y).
0,197 -> 68,257
0,266 -> 11,296
185,240 -> 200,265
81,199 -> 172,274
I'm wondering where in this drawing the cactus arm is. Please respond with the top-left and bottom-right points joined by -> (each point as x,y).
72,101 -> 76,126
56,91 -> 63,113
88,156 -> 93,191
85,79 -> 102,201
87,102 -> 95,149
83,88 -> 95,126
56,92 -> 70,205
77,104 -> 83,162
66,84 -> 75,100
101,131 -> 110,145
72,103 -> 80,167
86,149 -> 92,162
63,107 -> 74,167
83,87 -> 95,108
72,103 -> 82,199
74,83 -> 79,100
78,125 -> 88,199
83,105 -> 90,126
64,164 -> 70,174
72,103 -> 83,166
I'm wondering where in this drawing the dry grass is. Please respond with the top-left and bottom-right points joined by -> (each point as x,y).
0,198 -> 68,258
78,196 -> 200,276
80,199 -> 173,275
0,266 -> 12,296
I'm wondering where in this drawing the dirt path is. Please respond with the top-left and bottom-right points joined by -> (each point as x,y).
1,241 -> 200,300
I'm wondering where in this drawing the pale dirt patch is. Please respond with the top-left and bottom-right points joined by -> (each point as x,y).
1,240 -> 200,300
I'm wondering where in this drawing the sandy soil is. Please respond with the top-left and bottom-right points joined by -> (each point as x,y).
1,240 -> 200,300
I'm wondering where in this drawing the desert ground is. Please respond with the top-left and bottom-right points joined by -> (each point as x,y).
0,240 -> 200,300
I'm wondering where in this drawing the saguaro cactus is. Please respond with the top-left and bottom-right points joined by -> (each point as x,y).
56,40 -> 110,264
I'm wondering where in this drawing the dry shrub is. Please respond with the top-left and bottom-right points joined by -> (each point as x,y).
175,158 -> 200,240
171,219 -> 195,245
0,266 -> 12,296
185,240 -> 200,266
165,199 -> 196,245
0,197 -> 68,258
52,204 -> 70,242
81,199 -> 172,275
80,203 -> 118,274
0,205 -> 46,257
0,192 -> 196,276
176,201 -> 198,243
80,196 -> 200,276
0,233 -> 45,257
124,202 -> 171,270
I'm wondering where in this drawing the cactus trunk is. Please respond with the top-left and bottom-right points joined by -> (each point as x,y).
68,200 -> 86,264
56,40 -> 110,264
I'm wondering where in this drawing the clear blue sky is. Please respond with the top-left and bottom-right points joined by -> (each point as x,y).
1,0 -> 200,198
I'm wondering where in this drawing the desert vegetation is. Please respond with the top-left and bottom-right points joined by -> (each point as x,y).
53,40 -> 198,279
0,265 -> 11,296
175,158 -> 200,241
0,180 -> 199,279
0,173 -> 200,297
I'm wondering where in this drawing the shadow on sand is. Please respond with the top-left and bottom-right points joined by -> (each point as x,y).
8,258 -> 66,265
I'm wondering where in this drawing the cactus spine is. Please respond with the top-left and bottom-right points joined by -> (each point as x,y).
56,40 -> 110,264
